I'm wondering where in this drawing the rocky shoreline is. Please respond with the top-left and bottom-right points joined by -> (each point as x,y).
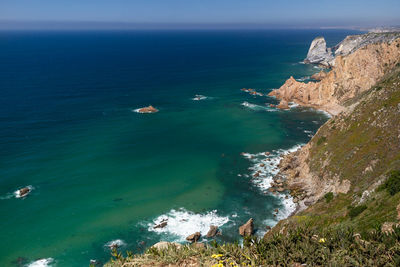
269,31 -> 400,214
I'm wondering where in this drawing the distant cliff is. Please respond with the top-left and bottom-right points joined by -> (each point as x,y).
269,33 -> 400,115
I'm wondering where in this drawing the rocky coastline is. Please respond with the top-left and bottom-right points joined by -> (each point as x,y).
270,32 -> 400,214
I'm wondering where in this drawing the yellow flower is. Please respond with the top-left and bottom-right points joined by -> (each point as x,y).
319,238 -> 326,243
211,254 -> 223,259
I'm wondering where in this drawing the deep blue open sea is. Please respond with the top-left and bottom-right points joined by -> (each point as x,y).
0,29 -> 360,266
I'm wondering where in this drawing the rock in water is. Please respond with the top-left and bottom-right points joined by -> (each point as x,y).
137,105 -> 159,113
206,225 -> 219,238
239,218 -> 254,236
304,37 -> 334,67
19,187 -> 30,197
153,221 -> 167,229
276,100 -> 290,110
186,232 -> 201,242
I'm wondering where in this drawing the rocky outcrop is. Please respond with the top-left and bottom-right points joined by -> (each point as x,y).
186,232 -> 201,243
206,225 -> 219,238
18,187 -> 31,197
311,71 -> 327,81
276,100 -> 289,110
239,218 -> 254,236
304,37 -> 334,67
137,105 -> 158,113
278,143 -> 351,210
153,220 -> 167,229
269,37 -> 400,115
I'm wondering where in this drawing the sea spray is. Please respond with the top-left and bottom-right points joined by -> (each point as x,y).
147,208 -> 230,242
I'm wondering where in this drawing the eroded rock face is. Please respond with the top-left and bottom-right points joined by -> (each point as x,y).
269,37 -> 400,115
186,232 -> 201,243
304,37 -> 334,67
239,218 -> 254,236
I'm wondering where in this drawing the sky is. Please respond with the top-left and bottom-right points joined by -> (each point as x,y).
0,0 -> 400,29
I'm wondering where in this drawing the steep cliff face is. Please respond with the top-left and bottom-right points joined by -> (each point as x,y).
269,37 -> 400,115
304,36 -> 334,67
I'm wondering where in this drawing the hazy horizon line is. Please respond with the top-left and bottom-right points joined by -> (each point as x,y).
1,20 -> 398,31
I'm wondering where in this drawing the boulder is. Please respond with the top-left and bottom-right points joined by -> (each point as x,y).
152,241 -> 182,250
311,71 -> 327,81
265,152 -> 271,156
276,100 -> 289,110
206,225 -> 219,238
138,105 -> 159,113
186,232 -> 201,243
19,187 -> 30,197
239,218 -> 254,237
153,220 -> 168,229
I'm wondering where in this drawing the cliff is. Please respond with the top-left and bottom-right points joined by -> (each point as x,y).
270,35 -> 400,115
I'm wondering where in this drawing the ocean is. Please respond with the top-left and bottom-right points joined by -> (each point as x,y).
0,29 -> 360,266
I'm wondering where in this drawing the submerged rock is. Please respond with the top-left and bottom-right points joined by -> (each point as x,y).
239,218 -> 254,237
186,232 -> 201,242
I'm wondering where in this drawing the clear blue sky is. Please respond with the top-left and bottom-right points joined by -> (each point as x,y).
1,0 -> 399,29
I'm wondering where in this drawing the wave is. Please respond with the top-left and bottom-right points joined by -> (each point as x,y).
240,144 -> 303,229
27,258 -> 54,267
147,208 -> 230,242
191,95 -> 208,101
295,76 -> 310,82
241,102 -> 276,112
104,239 -> 126,249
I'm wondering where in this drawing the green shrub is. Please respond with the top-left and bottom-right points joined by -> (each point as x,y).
324,192 -> 334,203
381,170 -> 400,195
316,136 -> 327,146
348,205 -> 367,219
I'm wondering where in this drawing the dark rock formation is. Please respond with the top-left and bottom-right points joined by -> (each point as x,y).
206,225 -> 219,238
239,218 -> 254,236
186,232 -> 201,242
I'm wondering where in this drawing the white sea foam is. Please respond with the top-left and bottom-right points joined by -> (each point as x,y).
288,102 -> 299,108
191,94 -> 208,101
295,76 -> 310,82
14,185 -> 34,199
242,144 -> 303,193
105,239 -> 126,249
147,208 -> 230,242
241,144 -> 303,231
27,258 -> 54,267
241,102 -> 276,112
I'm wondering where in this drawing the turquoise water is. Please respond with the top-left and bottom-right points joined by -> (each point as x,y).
0,30 -> 359,266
